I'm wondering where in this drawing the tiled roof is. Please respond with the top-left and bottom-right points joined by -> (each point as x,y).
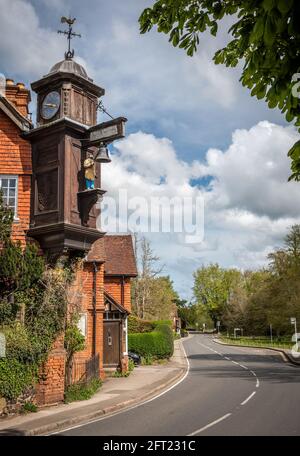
0,96 -> 32,131
104,235 -> 137,277
86,237 -> 105,262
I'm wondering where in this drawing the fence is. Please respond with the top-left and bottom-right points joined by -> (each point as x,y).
66,354 -> 100,386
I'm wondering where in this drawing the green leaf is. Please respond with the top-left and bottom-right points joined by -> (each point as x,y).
277,0 -> 293,14
264,15 -> 276,46
263,0 -> 275,11
286,111 -> 295,122
251,16 -> 265,41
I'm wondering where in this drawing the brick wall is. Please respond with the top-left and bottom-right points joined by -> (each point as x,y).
35,334 -> 66,406
35,262 -> 106,405
5,81 -> 31,118
70,262 -> 105,377
104,276 -> 132,312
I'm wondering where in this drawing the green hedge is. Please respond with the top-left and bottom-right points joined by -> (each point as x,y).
152,320 -> 172,329
128,324 -> 174,359
128,316 -> 155,333
0,359 -> 37,400
128,316 -> 172,334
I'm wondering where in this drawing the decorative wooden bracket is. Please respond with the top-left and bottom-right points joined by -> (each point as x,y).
77,188 -> 106,227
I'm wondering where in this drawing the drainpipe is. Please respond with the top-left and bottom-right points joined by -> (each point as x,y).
92,262 -> 98,357
121,275 -> 125,308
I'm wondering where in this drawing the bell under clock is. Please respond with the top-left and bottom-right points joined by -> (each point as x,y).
41,91 -> 61,119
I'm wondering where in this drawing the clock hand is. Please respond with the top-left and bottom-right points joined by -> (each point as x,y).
44,103 -> 58,108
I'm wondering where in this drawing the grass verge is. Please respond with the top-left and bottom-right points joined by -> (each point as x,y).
219,335 -> 294,351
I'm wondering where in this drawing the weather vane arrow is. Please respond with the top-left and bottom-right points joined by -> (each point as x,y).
58,16 -> 81,60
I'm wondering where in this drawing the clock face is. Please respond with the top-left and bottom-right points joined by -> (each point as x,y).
41,91 -> 61,120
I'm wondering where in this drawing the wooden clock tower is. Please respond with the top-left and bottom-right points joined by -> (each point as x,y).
25,18 -> 127,257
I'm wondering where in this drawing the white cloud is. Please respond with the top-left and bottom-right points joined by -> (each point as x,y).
101,122 -> 300,298
0,0 -> 65,78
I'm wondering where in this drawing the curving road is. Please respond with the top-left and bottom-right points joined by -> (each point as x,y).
58,334 -> 300,436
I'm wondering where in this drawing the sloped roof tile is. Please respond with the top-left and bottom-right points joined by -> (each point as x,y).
104,235 -> 137,277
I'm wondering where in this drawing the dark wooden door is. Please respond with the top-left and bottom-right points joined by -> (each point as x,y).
103,321 -> 121,367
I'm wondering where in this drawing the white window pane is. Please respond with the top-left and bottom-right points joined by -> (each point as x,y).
0,176 -> 18,217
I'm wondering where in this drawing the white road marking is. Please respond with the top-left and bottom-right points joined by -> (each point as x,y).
188,413 -> 232,436
241,391 -> 256,405
224,357 -> 231,361
48,340 -> 191,435
239,364 -> 248,370
256,378 -> 260,388
250,370 -> 257,377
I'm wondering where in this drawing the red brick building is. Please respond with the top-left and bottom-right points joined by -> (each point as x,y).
0,68 -> 137,405
0,79 -> 32,244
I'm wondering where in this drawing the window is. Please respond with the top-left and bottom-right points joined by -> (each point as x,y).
0,175 -> 18,217
77,313 -> 87,338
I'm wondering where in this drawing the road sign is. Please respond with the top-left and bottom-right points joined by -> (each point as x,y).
86,117 -> 127,146
291,317 -> 296,324
292,333 -> 300,342
216,321 -> 221,327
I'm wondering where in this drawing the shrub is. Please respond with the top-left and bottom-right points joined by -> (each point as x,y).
64,378 -> 102,403
128,316 -> 155,333
128,324 -> 174,359
0,359 -> 37,400
21,402 -> 37,414
128,316 -> 173,334
113,359 -> 135,378
152,320 -> 172,328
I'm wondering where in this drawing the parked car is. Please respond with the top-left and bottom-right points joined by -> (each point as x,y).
128,351 -> 141,365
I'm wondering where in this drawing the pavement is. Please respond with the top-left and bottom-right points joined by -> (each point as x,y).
0,338 -> 188,436
54,334 -> 300,436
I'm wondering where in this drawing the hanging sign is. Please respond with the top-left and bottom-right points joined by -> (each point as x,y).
86,117 -> 127,146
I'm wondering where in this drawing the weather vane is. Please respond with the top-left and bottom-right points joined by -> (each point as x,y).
58,16 -> 81,60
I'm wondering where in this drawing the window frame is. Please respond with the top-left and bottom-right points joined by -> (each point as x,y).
0,175 -> 19,220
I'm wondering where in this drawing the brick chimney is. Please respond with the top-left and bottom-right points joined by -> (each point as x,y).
4,78 -> 31,118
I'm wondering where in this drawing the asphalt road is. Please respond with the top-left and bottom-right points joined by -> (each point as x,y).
58,334 -> 300,436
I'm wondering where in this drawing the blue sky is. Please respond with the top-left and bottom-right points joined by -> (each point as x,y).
1,0 -> 300,298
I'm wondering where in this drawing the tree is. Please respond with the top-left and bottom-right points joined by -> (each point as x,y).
145,276 -> 179,320
0,192 -> 44,320
284,224 -> 300,262
132,235 -> 163,318
193,263 -> 241,325
139,0 -> 300,179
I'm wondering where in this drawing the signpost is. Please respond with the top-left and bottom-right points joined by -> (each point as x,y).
234,328 -> 242,339
270,323 -> 273,344
291,317 -> 298,351
216,320 -> 221,335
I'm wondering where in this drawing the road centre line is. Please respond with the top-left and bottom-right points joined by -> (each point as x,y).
190,339 -> 260,433
188,413 -> 232,436
241,391 -> 256,405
